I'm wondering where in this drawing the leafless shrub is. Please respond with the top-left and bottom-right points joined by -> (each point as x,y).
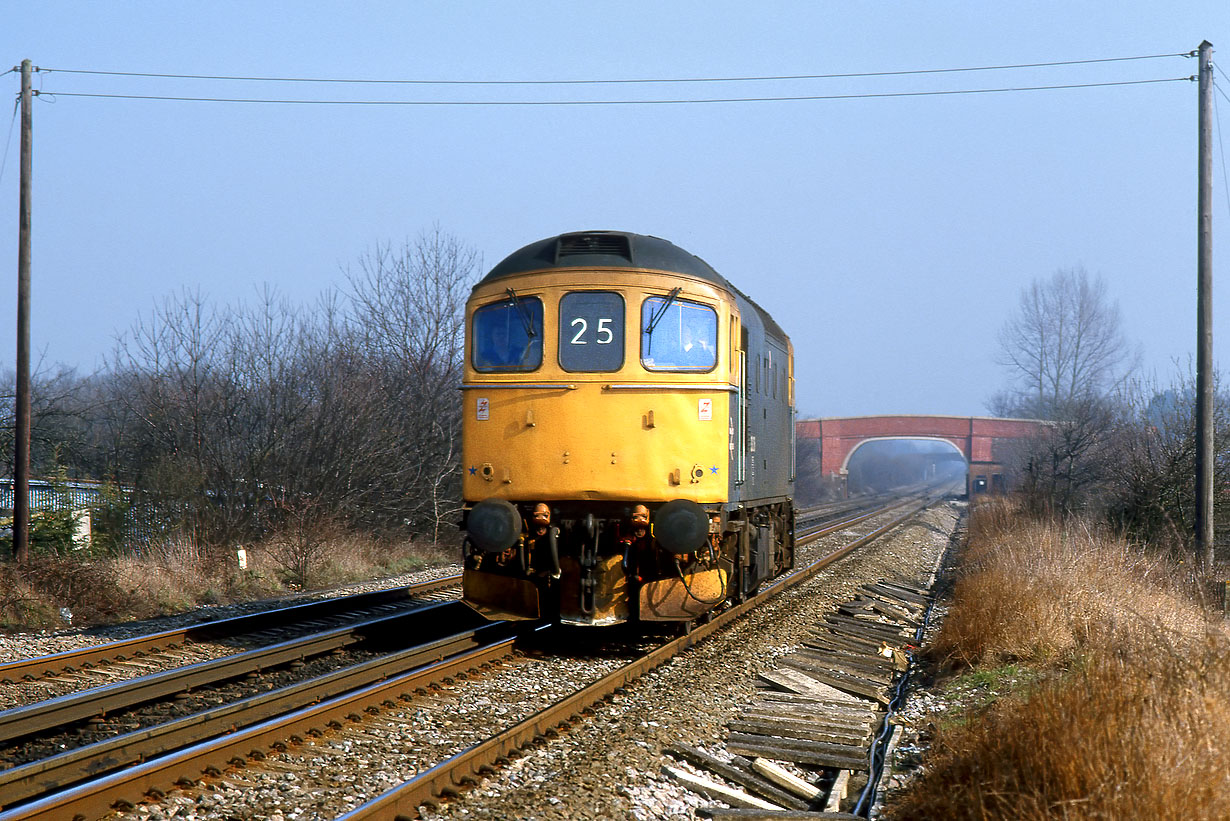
97,228 -> 478,555
1103,369 -> 1230,557
262,497 -> 341,588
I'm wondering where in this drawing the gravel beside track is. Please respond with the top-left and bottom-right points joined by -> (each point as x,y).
2,504 -> 960,821
0,565 -> 463,711
412,502 -> 961,821
0,564 -> 463,660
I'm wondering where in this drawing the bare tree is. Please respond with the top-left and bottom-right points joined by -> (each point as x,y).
346,226 -> 476,388
991,267 -> 1138,515
0,363 -> 98,481
111,288 -> 241,548
1013,395 -> 1118,515
996,267 -> 1137,421
345,226 -> 478,542
44,228 -> 480,556
1105,370 -> 1230,551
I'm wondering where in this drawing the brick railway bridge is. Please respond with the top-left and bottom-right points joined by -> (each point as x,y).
796,415 -> 1046,497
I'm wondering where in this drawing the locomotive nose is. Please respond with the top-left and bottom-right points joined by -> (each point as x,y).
467,499 -> 522,552
653,498 -> 710,555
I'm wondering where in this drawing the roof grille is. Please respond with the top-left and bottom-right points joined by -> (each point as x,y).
555,232 -> 632,262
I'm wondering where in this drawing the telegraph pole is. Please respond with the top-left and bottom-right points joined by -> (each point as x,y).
14,60 -> 32,564
1195,41 -> 1214,569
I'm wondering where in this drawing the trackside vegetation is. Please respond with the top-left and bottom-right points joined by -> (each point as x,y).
1,230 -> 474,627
888,498 -> 1230,820
0,526 -> 454,629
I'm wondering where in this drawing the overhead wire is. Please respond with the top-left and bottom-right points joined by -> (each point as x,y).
1214,63 -> 1230,104
0,95 -> 17,189
36,51 -> 1189,86
1212,63 -> 1230,218
31,77 -> 1192,107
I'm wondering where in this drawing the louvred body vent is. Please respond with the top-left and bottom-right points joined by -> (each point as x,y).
555,232 -> 633,262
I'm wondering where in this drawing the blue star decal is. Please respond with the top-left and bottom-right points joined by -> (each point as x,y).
710,465 -> 719,474
468,466 -> 477,475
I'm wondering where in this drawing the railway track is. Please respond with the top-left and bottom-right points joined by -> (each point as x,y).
795,485 -> 929,529
339,489 -> 947,820
0,576 -> 461,687
0,487 -> 951,820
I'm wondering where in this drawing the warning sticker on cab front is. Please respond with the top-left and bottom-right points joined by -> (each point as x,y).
476,397 -> 490,421
698,398 -> 713,421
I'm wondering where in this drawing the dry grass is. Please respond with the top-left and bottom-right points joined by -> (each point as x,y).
891,498 -> 1230,820
932,499 -> 1204,668
1,529 -> 457,630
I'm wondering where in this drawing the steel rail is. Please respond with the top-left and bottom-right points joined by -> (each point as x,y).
0,632 -> 526,821
0,575 -> 461,683
339,493 -> 943,820
0,494 -> 892,680
796,492 -> 922,545
0,491 -> 949,820
0,600 -> 476,745
795,485 -> 925,525
0,620 -> 517,810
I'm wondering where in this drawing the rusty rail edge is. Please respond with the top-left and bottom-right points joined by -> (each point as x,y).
0,634 -> 521,821
0,493 -> 946,821
796,490 -> 924,545
338,493 -> 946,820
795,485 -> 925,526
0,600 -> 478,745
0,575 -> 462,682
0,620 -> 518,811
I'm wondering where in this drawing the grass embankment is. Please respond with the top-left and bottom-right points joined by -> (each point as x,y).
890,499 -> 1230,820
0,535 -> 456,630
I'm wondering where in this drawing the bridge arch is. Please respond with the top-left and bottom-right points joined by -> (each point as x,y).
839,435 -> 966,474
796,415 -> 1045,497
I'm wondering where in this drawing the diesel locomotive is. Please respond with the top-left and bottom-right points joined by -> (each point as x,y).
460,231 -> 795,626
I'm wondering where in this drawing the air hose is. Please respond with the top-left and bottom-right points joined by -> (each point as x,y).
673,545 -> 727,606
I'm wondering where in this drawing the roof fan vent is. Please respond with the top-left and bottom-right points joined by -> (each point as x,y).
555,232 -> 632,263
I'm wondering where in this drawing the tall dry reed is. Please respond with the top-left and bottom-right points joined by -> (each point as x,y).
892,499 -> 1230,820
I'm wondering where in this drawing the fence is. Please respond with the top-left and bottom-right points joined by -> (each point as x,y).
0,479 -> 137,547
0,478 -> 125,514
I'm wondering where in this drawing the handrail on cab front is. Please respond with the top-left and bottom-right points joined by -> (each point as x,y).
459,382 -> 577,390
600,383 -> 736,392
459,382 -> 736,391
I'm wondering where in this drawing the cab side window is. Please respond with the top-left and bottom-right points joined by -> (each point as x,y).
559,291 -> 624,372
472,297 -> 544,371
641,297 -> 717,372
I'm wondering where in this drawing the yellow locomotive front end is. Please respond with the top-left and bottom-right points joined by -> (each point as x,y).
460,233 -> 741,626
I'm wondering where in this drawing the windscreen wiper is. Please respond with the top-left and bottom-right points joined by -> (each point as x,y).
643,287 -> 682,355
505,288 -> 537,338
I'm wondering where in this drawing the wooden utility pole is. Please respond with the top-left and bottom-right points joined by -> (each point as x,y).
14,60 -> 32,564
1195,41 -> 1214,569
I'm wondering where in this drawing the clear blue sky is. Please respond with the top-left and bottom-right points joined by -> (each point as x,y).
3,2 -> 1227,417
